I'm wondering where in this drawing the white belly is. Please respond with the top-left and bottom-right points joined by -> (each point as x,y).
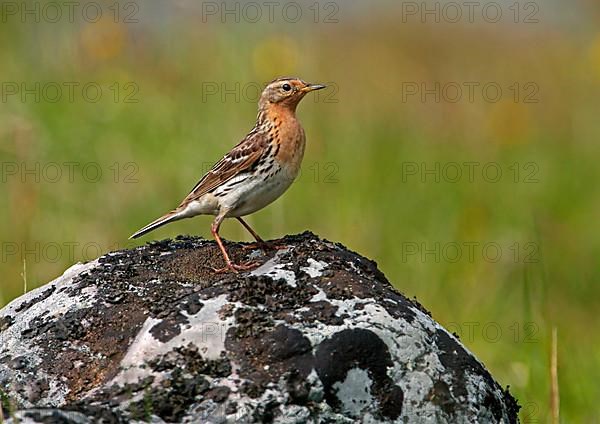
182,163 -> 298,218
223,165 -> 297,217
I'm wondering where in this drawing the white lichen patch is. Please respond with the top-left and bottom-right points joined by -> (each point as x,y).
1,261 -> 98,320
250,249 -> 297,287
0,260 -> 100,408
309,287 -> 328,303
111,294 -> 237,387
334,368 -> 374,417
300,258 -> 328,278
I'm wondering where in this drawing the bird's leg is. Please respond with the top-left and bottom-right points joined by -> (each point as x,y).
236,217 -> 265,243
211,216 -> 259,273
237,217 -> 287,251
237,217 -> 270,251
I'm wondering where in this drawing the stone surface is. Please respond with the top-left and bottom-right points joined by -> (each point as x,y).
0,232 -> 519,423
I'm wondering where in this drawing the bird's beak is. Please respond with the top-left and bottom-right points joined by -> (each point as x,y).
301,83 -> 327,93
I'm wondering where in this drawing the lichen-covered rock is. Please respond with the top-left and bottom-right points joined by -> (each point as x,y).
0,232 -> 519,423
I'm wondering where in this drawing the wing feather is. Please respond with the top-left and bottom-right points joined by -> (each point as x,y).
179,130 -> 268,205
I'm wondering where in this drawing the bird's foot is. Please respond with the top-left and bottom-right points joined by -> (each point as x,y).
212,260 -> 260,274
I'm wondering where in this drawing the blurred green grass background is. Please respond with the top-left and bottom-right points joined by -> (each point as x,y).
1,1 -> 600,421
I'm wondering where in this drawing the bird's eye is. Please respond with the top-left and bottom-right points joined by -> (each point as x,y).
282,83 -> 292,92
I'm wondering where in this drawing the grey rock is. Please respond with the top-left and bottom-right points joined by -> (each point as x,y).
0,232 -> 520,423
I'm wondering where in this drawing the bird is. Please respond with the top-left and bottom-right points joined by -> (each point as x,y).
130,77 -> 326,272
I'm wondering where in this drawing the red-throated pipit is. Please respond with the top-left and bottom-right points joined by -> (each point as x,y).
130,77 -> 326,272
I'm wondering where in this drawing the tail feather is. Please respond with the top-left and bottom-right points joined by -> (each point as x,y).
129,210 -> 183,239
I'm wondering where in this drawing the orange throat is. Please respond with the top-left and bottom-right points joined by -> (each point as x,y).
265,104 -> 306,172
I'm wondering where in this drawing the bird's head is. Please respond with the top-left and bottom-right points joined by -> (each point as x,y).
259,77 -> 326,111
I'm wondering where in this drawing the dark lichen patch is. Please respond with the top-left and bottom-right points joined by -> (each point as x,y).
23,409 -> 98,423
226,275 -> 290,306
73,375 -> 155,413
251,399 -> 279,424
297,300 -> 345,326
378,382 -> 405,419
226,324 -> 314,398
149,311 -> 188,342
64,404 -> 126,423
9,378 -> 50,404
0,315 -> 13,332
434,329 -> 520,423
181,293 -> 203,315
502,386 -> 521,421
427,380 -> 456,416
14,286 -> 56,313
259,325 -> 313,369
227,274 -> 318,313
145,292 -> 203,343
285,369 -> 312,405
127,369 -> 211,422
314,328 -> 404,420
149,344 -> 232,378
205,386 -> 231,403
6,356 -> 28,370
230,307 -> 275,338
318,270 -> 360,300
434,329 -> 479,401
20,315 -> 51,339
